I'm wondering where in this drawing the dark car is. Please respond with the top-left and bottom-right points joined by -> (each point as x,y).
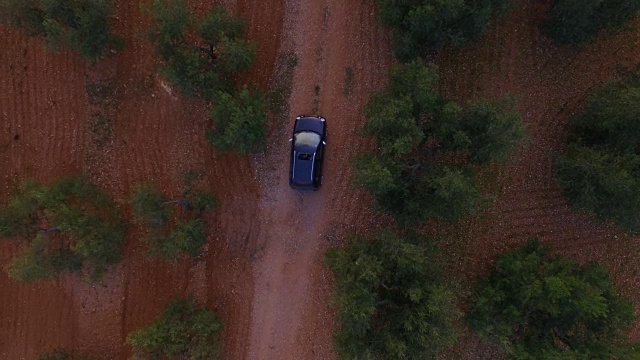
289,115 -> 327,190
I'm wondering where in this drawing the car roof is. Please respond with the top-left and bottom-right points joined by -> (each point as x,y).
291,150 -> 315,184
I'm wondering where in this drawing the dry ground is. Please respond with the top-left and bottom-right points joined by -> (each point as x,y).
1,0 -> 640,359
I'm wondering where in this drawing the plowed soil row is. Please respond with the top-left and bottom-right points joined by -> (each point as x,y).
0,0 -> 282,358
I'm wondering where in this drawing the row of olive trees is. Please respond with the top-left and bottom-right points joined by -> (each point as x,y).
0,173 -> 216,282
0,0 -> 266,154
555,68 -> 640,234
328,233 -> 638,359
353,59 -> 524,224
374,0 -> 640,61
38,297 -> 222,360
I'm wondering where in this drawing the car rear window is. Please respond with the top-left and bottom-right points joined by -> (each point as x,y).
294,131 -> 321,147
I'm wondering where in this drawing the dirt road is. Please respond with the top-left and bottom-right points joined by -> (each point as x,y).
245,0 -> 391,358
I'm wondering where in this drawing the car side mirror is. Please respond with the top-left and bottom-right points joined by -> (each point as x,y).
289,138 -> 292,142
322,141 -> 326,145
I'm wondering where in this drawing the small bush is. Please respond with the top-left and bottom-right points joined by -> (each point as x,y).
556,71 -> 640,233
326,232 -> 460,359
131,172 -> 216,260
127,297 -> 223,360
0,0 -> 122,61
206,87 -> 266,154
374,0 -> 510,61
545,0 -> 640,44
431,99 -> 525,164
354,60 -> 523,224
468,240 -> 636,359
0,177 -> 126,282
148,0 -> 255,100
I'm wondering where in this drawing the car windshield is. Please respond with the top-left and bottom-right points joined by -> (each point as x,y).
294,131 -> 321,147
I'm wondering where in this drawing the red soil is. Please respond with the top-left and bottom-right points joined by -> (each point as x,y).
2,0 -> 640,359
0,27 -> 89,359
0,0 -> 277,358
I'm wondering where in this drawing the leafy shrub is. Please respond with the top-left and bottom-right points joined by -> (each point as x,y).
431,99 -> 525,164
148,0 -> 255,100
326,232 -> 460,359
127,297 -> 222,360
131,171 -> 216,259
0,0 -> 122,61
545,0 -> 640,44
206,87 -> 266,154
374,0 -> 510,61
354,60 -> 523,224
556,71 -> 640,233
468,240 -> 636,359
0,177 -> 126,282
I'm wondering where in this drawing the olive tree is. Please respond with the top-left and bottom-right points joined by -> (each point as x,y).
555,70 -> 640,233
0,177 -> 126,282
147,0 -> 255,100
127,297 -> 222,360
206,86 -> 266,154
131,171 -> 216,260
468,240 -> 636,359
374,0 -> 510,61
545,0 -> 640,44
354,59 -> 524,224
0,0 -> 122,61
326,232 -> 460,359
148,0 -> 268,154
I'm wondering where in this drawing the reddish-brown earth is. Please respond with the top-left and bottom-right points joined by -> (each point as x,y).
2,0 -> 640,359
0,0 -> 277,358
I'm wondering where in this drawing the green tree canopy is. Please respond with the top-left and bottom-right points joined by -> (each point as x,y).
468,240 -> 635,359
545,0 -> 640,45
206,87 -> 266,154
0,0 -> 122,61
127,297 -> 223,360
148,0 -> 255,100
373,0 -> 510,61
326,232 -> 460,360
354,60 -> 524,224
131,171 -> 216,260
431,99 -> 525,164
556,71 -> 640,233
0,177 -> 126,282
